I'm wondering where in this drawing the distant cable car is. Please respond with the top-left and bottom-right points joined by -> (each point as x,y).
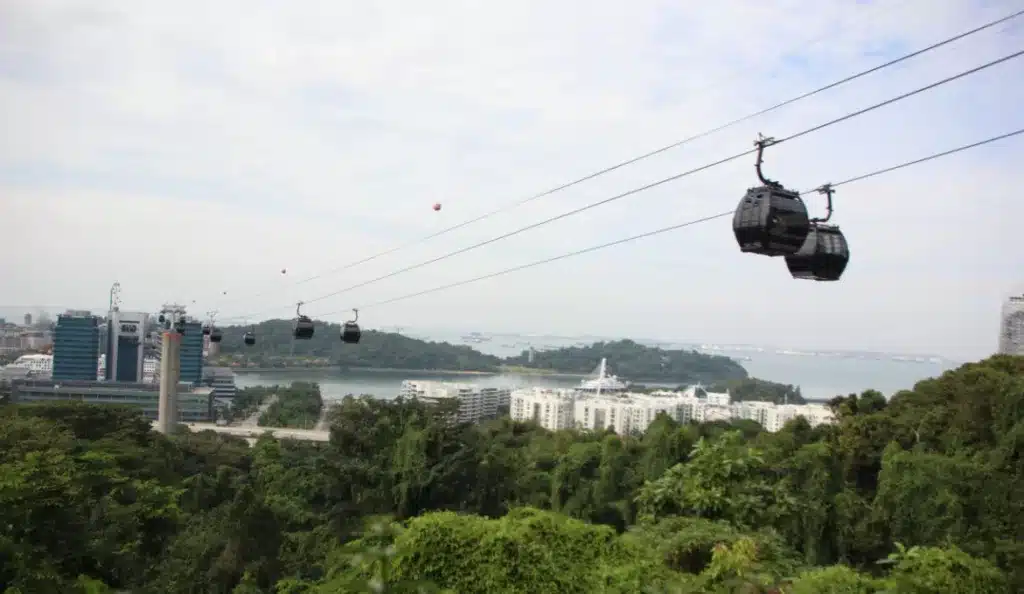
243,327 -> 256,346
785,184 -> 850,282
209,327 -> 223,343
341,308 -> 361,344
732,134 -> 810,257
202,325 -> 212,336
281,268 -> 287,274
293,301 -> 315,340
433,203 -> 442,211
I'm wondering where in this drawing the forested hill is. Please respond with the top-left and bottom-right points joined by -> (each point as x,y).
216,325 -> 748,381
504,339 -> 748,383
216,320 -> 502,372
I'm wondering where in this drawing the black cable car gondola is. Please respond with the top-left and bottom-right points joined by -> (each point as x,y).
209,327 -> 223,343
733,134 -> 810,256
293,301 -> 315,340
341,308 -> 361,344
202,325 -> 212,336
243,326 -> 256,346
785,184 -> 850,282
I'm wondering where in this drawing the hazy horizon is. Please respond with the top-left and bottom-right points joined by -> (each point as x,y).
1,304 -> 970,362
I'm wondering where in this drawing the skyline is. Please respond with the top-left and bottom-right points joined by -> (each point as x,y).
2,1 -> 1023,362
0,302 -> 974,363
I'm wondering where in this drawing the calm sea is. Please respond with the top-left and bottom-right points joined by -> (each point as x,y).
234,333 -> 962,402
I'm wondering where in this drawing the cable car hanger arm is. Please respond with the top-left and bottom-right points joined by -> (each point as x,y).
754,134 -> 782,187
812,184 -> 834,223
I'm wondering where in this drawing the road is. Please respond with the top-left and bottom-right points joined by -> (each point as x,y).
151,421 -> 330,442
239,394 -> 278,427
148,395 -> 334,444
314,400 -> 336,432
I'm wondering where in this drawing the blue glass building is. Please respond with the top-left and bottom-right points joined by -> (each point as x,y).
178,321 -> 204,386
53,312 -> 100,381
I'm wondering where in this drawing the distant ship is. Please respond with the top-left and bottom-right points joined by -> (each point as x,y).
461,332 -> 491,344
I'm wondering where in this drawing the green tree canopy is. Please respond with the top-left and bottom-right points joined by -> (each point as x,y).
2,354 -> 1023,592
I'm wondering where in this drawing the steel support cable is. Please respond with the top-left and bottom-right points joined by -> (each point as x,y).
309,126 -> 1023,317
220,47 -> 1024,323
209,6 -> 1024,313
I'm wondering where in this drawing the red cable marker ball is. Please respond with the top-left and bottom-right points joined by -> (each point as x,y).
433,203 -> 442,211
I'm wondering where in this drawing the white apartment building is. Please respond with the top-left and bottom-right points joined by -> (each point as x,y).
400,380 -> 511,424
694,404 -> 733,423
574,391 -> 697,435
512,383 -> 835,435
509,387 -> 577,430
680,385 -> 732,406
767,403 -> 834,431
999,295 -> 1024,355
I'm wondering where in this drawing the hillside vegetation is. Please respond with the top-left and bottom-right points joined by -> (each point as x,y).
216,324 -> 750,383
257,381 -> 323,429
505,339 -> 749,383
708,377 -> 806,404
216,319 -> 503,372
2,355 -> 1022,592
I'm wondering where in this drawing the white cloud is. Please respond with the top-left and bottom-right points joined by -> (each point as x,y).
1,0 -> 1022,360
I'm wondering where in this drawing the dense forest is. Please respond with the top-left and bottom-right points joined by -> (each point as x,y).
215,323 -> 749,384
2,355 -> 1021,592
504,339 -> 748,383
257,382 -> 324,429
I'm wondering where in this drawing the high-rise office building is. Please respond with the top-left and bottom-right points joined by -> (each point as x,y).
999,295 -> 1024,356
178,320 -> 204,385
104,310 -> 148,383
53,311 -> 100,381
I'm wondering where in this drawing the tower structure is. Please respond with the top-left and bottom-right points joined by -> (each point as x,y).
999,294 -> 1024,356
156,304 -> 188,435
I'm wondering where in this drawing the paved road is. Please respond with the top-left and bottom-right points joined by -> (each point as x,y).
152,421 -> 330,442
239,394 -> 278,428
314,401 -> 336,432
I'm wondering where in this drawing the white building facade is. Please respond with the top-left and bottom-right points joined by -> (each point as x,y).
401,380 -> 511,424
511,384 -> 835,435
6,353 -> 53,376
509,387 -> 577,430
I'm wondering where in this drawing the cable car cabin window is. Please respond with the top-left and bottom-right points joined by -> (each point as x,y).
341,322 -> 361,344
785,224 -> 850,282
733,186 -> 810,256
293,316 -> 315,340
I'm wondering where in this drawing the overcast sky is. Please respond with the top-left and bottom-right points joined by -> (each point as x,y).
1,0 -> 1022,360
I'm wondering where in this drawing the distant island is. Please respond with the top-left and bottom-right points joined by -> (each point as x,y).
212,321 -> 747,383
503,339 -> 747,383
214,320 -> 503,373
